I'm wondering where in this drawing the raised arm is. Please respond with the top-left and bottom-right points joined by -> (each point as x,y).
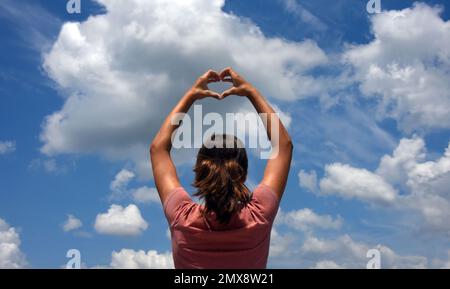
220,67 -> 293,200
150,70 -> 221,204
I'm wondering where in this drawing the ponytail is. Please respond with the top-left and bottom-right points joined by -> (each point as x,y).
193,135 -> 250,224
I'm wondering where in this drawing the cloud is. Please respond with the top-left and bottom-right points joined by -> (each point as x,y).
376,137 -> 426,186
62,214 -> 82,232
0,0 -> 60,51
270,207 -> 342,262
110,249 -> 173,269
94,204 -> 148,236
301,235 -> 338,254
319,163 -> 397,203
110,169 -> 135,192
28,158 -> 75,174
269,228 -> 295,258
298,170 -> 318,193
269,223 -> 427,268
109,169 -> 135,199
109,169 -> 159,204
0,141 -> 16,155
0,218 -> 27,268
344,3 -> 450,132
132,186 -> 159,204
280,0 -> 327,31
277,208 -> 342,231
299,234 -> 427,269
292,102 -> 397,169
432,250 -> 450,269
319,163 -> 398,204
304,136 -> 450,233
312,260 -> 344,269
379,137 -> 450,232
40,0 -> 327,178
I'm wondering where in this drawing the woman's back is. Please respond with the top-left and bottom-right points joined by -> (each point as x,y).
150,68 -> 293,269
164,184 -> 279,269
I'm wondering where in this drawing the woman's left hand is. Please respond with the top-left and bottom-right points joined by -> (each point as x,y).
188,70 -> 222,100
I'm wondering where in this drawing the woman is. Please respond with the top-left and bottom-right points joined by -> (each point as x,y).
150,67 -> 293,269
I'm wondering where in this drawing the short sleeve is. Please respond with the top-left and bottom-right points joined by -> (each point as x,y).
251,183 -> 280,222
163,187 -> 192,225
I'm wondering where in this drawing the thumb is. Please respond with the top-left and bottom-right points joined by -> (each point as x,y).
221,87 -> 239,98
203,90 -> 221,99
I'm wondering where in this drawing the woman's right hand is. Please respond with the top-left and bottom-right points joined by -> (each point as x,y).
188,70 -> 222,101
220,67 -> 256,98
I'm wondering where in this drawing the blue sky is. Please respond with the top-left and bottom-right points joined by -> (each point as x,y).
1,0 -> 450,268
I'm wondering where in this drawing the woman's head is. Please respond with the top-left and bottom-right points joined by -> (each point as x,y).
193,134 -> 251,224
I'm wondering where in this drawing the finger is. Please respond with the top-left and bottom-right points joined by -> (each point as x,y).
219,67 -> 232,80
221,76 -> 233,83
204,70 -> 220,82
220,67 -> 238,81
203,90 -> 221,99
221,87 -> 239,98
207,77 -> 220,83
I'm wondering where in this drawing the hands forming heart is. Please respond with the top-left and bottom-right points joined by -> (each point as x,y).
189,67 -> 254,100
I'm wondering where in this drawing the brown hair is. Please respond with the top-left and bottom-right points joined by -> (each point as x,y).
193,134 -> 251,224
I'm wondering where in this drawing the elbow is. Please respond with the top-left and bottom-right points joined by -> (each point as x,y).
271,135 -> 293,155
281,137 -> 294,152
149,138 -> 169,155
149,140 -> 161,156
273,137 -> 293,158
287,138 -> 294,154
149,142 -> 155,155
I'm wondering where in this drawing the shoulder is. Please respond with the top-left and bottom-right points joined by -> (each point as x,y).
253,183 -> 279,204
249,183 -> 280,222
163,186 -> 195,224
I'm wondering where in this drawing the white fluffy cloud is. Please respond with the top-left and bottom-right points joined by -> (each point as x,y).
300,234 -> 427,269
269,228 -> 294,258
62,214 -> 82,232
94,204 -> 148,236
381,138 -> 450,231
303,136 -> 450,233
376,137 -> 426,186
41,0 -> 327,177
109,169 -> 159,204
270,208 -> 341,261
110,169 -> 135,192
0,141 -> 16,155
277,208 -> 342,231
344,3 -> 450,132
0,218 -> 27,268
319,163 -> 398,204
312,260 -> 343,269
270,218 -> 427,268
110,249 -> 173,269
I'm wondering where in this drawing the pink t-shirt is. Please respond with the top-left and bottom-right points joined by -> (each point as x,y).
163,183 -> 279,269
